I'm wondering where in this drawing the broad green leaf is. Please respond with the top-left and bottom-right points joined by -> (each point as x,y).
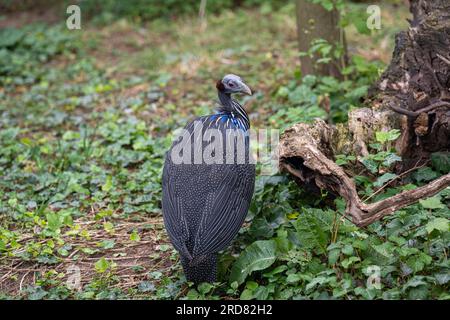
102,176 -> 113,192
328,248 -> 340,265
130,230 -> 141,242
413,167 -> 438,182
341,256 -> 360,268
95,209 -> 113,220
197,282 -> 213,295
138,281 -> 156,293
80,247 -> 98,255
240,289 -> 253,300
373,173 -> 397,187
292,209 -> 333,254
408,286 -> 429,300
95,257 -> 110,273
360,158 -> 378,174
253,286 -> 269,300
186,289 -> 199,300
98,240 -> 115,249
382,153 -> 402,167
406,254 -> 432,272
344,85 -> 368,100
62,130 -> 81,141
305,276 -> 328,291
103,222 -> 114,233
403,276 -> 427,289
419,196 -> 444,210
375,129 -> 401,143
46,212 -> 62,231
229,240 -> 277,285
286,273 -> 302,283
354,287 -> 378,300
431,152 -> 450,173
425,218 -> 449,233
341,244 -> 354,256
262,265 -> 287,278
435,273 -> 450,285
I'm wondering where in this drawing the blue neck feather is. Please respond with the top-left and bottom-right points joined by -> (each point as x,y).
216,91 -> 250,130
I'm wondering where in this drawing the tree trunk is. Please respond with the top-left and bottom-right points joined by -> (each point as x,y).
281,0 -> 450,227
295,0 -> 344,78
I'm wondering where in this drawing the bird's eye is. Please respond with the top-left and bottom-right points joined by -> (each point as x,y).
229,82 -> 235,87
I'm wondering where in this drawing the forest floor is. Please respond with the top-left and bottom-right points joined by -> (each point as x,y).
4,4 -> 446,301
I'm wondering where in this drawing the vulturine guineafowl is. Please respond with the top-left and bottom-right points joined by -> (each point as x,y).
162,74 -> 256,284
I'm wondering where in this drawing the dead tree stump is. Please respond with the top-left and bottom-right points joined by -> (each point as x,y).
280,0 -> 450,227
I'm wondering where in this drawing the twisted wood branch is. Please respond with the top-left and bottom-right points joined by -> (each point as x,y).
279,120 -> 450,227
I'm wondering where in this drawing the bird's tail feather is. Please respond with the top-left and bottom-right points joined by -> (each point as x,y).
180,254 -> 217,284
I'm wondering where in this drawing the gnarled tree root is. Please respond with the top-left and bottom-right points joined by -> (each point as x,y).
279,120 -> 450,227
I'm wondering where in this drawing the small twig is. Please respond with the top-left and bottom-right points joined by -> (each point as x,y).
363,159 -> 427,203
19,271 -> 30,291
415,100 -> 450,114
71,254 -> 150,261
436,53 -> 450,66
387,103 -> 418,117
388,100 -> 450,117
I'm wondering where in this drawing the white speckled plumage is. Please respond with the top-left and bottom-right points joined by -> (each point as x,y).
162,76 -> 255,284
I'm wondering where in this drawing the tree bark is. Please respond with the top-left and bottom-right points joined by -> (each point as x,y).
296,0 -> 344,78
368,0 -> 450,168
281,0 -> 450,227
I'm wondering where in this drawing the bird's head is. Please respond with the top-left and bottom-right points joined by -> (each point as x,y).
216,74 -> 252,96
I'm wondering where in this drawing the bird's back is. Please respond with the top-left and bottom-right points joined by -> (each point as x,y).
162,114 -> 255,279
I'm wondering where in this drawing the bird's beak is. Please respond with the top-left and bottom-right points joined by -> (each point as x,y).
240,82 -> 252,96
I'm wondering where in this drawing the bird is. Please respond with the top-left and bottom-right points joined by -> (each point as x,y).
162,74 -> 256,284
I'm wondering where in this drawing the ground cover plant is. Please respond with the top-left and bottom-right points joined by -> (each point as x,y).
0,1 -> 448,300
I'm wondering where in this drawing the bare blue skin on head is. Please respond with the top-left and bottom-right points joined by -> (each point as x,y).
220,74 -> 252,95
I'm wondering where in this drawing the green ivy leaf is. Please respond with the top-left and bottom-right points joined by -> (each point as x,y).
305,276 -> 328,291
373,173 -> 397,187
354,287 -> 378,300
103,222 -> 114,233
341,244 -> 354,256
98,239 -> 115,249
130,230 -> 141,242
46,212 -> 62,232
328,248 -> 340,265
253,286 -> 270,300
94,257 -> 110,273
375,129 -> 401,143
435,273 -> 450,285
419,196 -> 444,210
406,254 -> 432,272
382,154 -> 402,167
431,152 -> 450,173
425,217 -> 449,233
138,281 -> 156,293
360,158 -> 378,174
240,288 -> 254,300
286,273 -> 302,284
102,176 -> 113,192
197,282 -> 213,295
413,167 -> 438,182
341,256 -> 360,268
